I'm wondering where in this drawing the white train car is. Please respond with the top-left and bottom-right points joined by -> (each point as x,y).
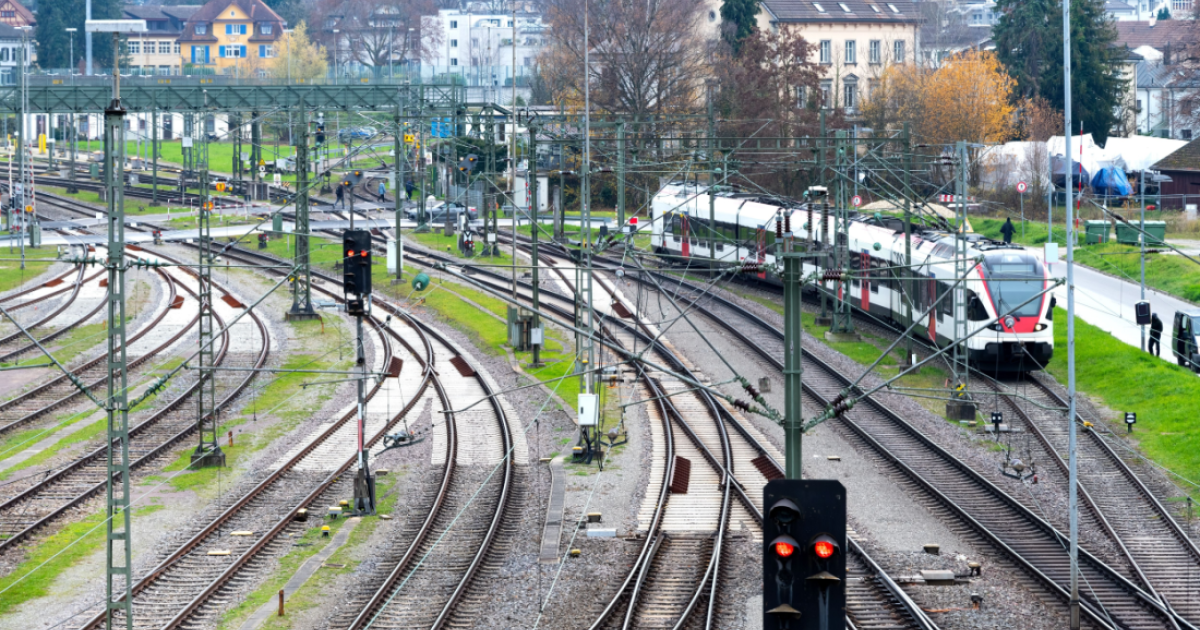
650,183 -> 1054,372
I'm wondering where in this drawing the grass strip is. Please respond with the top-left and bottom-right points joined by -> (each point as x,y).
1045,307 -> 1200,498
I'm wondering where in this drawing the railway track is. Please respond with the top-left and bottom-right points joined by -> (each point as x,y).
0,263 -> 104,364
573,249 -> 1190,630
385,235 -> 937,630
0,250 -> 268,553
125,240 -> 521,630
0,265 -> 194,442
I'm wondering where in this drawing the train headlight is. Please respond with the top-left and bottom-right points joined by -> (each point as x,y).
1004,315 -> 1016,329
1035,323 -> 1048,331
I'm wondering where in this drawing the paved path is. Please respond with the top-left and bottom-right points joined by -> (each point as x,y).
234,516 -> 361,630
539,455 -> 566,564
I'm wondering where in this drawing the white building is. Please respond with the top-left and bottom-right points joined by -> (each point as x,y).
421,9 -> 547,104
0,24 -> 33,85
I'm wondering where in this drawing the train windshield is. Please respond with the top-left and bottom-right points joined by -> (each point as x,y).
982,253 -> 1045,317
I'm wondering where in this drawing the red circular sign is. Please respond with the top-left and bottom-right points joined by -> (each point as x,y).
1016,181 -> 1028,193
850,195 -> 863,207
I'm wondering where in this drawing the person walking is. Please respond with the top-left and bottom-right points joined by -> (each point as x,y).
1000,217 -> 1015,244
334,182 -> 345,209
1149,312 -> 1163,357
378,180 -> 387,203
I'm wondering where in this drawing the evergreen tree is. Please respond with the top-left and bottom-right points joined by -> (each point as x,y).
1156,6 -> 1170,19
720,0 -> 759,54
993,0 -> 1126,143
35,0 -> 122,71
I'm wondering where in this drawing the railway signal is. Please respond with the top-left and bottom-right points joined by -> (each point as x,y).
457,153 -> 479,174
763,479 -> 846,630
343,229 -> 372,310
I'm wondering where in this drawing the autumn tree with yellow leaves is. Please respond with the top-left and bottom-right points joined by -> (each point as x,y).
862,50 -> 1017,147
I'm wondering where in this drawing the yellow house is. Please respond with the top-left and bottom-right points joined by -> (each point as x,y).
178,0 -> 284,74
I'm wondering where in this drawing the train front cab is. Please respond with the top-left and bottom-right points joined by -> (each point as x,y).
968,251 -> 1054,372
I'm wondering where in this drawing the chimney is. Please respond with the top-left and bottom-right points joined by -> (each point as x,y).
1164,42 -> 1172,65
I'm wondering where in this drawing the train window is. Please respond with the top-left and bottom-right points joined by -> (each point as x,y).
671,214 -> 682,242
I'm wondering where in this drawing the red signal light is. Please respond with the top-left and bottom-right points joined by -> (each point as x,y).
629,217 -> 638,225
361,250 -> 369,257
347,250 -> 355,257
774,541 -> 796,558
814,540 -> 835,559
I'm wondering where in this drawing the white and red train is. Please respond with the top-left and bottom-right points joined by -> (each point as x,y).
650,183 -> 1054,372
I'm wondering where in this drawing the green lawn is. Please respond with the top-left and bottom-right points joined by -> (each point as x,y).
0,258 -> 52,293
1045,307 -> 1200,499
0,509 -> 109,615
1071,243 -> 1200,304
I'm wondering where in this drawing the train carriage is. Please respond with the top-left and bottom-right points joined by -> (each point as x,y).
650,183 -> 1053,372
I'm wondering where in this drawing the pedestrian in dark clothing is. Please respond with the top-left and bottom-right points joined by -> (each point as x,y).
1149,312 -> 1163,357
334,183 -> 345,209
405,179 -> 415,199
377,180 -> 387,203
1000,217 -> 1015,244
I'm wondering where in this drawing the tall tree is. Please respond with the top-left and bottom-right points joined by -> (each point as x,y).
719,0 -> 758,54
267,21 -> 329,80
540,0 -> 710,118
993,0 -> 1126,143
862,50 -> 1017,147
313,0 -> 439,72
35,0 -> 122,71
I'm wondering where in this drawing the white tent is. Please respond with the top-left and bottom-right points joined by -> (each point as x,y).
1101,136 -> 1187,172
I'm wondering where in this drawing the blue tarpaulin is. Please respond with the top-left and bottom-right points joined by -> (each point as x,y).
1091,167 -> 1133,196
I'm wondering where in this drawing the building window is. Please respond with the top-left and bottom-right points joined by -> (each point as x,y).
845,40 -> 856,64
450,58 -> 458,66
129,41 -> 140,54
523,56 -> 531,66
796,85 -> 807,107
196,24 -> 207,35
159,41 -> 171,54
820,80 -> 831,108
819,40 -> 831,64
221,44 -> 245,58
261,23 -> 272,35
1172,0 -> 1189,10
894,40 -> 905,63
450,39 -> 458,47
174,42 -> 181,54
507,20 -> 513,26
869,40 -> 880,64
844,82 -> 858,110
1,10 -> 14,17
1183,129 -> 1194,140
259,44 -> 274,57
813,2 -> 826,12
225,24 -> 247,35
158,65 -> 171,75
450,20 -> 458,28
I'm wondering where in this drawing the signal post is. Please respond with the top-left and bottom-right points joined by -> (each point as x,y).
343,229 -> 376,515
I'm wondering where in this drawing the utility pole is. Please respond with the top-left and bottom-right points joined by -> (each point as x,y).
289,110 -> 316,320
828,130 -> 854,337
394,105 -> 404,281
616,120 -> 625,226
529,121 -> 542,366
93,21 -> 145,630
151,110 -> 158,204
902,123 -> 914,367
16,41 -> 25,269
783,252 -> 803,478
192,115 -> 224,469
1063,0 -> 1081,624
1139,169 -> 1146,351
949,140 -> 973,419
707,83 -> 716,268
251,111 -> 262,194
816,111 -> 831,326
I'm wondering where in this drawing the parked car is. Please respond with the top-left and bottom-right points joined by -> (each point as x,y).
338,126 -> 377,141
405,201 -> 478,223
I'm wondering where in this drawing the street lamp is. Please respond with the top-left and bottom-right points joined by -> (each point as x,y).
283,28 -> 293,83
65,27 -> 78,81
332,28 -> 340,84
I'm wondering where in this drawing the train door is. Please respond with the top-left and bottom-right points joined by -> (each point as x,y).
163,115 -> 174,140
756,228 -> 767,280
927,276 -> 937,343
681,214 -> 690,258
860,251 -> 870,311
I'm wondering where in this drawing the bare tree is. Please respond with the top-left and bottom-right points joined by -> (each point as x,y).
540,0 -> 711,118
314,0 -> 441,71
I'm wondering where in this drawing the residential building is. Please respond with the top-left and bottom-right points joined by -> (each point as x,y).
1115,20 -> 1192,57
1135,61 -> 1199,140
1150,137 -> 1200,208
178,0 -> 285,75
0,0 -> 33,28
123,5 -> 200,76
0,23 -> 32,84
755,0 -> 921,114
421,8 -> 548,103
